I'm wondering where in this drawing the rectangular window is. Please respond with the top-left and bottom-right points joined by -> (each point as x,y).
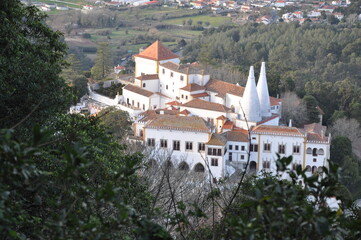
241,146 -> 245,151
181,94 -> 184,99
142,83 -> 146,88
278,144 -> 285,154
198,143 -> 205,152
211,158 -> 218,166
186,96 -> 188,100
170,72 -> 173,77
173,140 -> 180,151
180,75 -> 184,81
229,145 -> 233,150
250,144 -> 258,152
162,68 -> 165,74
293,145 -> 300,154
166,85 -> 168,90
235,145 -> 239,150
240,155 -> 245,160
229,152 -> 233,161
143,104 -> 145,110
264,143 -> 271,152
185,141 -> 193,151
147,138 -> 155,147
160,139 -> 167,148
208,147 -> 222,156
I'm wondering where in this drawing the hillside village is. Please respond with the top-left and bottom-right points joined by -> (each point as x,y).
24,0 -> 357,25
72,41 -> 330,180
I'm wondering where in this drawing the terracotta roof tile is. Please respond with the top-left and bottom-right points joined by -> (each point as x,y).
216,115 -> 227,120
252,125 -> 304,136
191,92 -> 209,98
304,123 -> 326,136
181,99 -> 231,113
205,79 -> 245,98
179,109 -> 191,116
123,84 -> 154,97
222,120 -> 234,129
207,133 -> 227,146
134,40 -> 179,61
180,83 -> 205,92
135,74 -> 159,80
146,115 -> 209,132
222,130 -> 249,142
270,96 -> 282,106
166,100 -> 181,106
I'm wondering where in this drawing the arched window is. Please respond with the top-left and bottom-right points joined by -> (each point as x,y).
250,161 -> 257,172
306,165 -> 311,172
178,161 -> 189,171
194,163 -> 205,173
312,148 -> 318,156
306,148 -> 312,154
318,148 -> 324,155
312,166 -> 317,173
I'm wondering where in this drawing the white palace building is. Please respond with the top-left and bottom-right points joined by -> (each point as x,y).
84,41 -> 331,179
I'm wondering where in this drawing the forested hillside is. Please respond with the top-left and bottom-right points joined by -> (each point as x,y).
184,23 -> 361,124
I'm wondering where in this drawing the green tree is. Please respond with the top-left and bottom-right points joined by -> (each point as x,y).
62,54 -> 88,101
0,0 -> 73,131
302,95 -> 320,123
98,107 -> 132,140
91,43 -> 112,80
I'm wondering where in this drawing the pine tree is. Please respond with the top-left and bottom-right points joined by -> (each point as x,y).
91,43 -> 112,80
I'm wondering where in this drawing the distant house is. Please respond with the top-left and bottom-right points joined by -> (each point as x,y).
83,5 -> 95,10
275,0 -> 286,8
256,15 -> 272,25
56,5 -> 69,10
308,10 -> 321,18
293,11 -> 303,18
240,5 -> 253,12
318,5 -> 336,13
333,12 -> 344,20
114,65 -> 126,74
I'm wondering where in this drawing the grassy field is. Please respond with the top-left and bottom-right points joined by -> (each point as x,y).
163,14 -> 232,27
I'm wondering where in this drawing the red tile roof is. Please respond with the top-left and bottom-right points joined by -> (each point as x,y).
179,109 -> 191,116
270,96 -> 282,106
134,40 -> 179,61
216,115 -> 227,120
191,92 -> 209,98
222,120 -> 234,129
252,125 -> 304,136
180,83 -> 205,92
222,130 -> 249,142
181,99 -> 231,113
146,115 -> 209,132
207,133 -> 227,146
166,100 -> 181,106
205,79 -> 245,98
123,84 -> 154,97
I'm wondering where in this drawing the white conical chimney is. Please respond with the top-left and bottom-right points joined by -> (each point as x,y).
241,66 -> 261,122
257,62 -> 272,117
289,119 -> 292,127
